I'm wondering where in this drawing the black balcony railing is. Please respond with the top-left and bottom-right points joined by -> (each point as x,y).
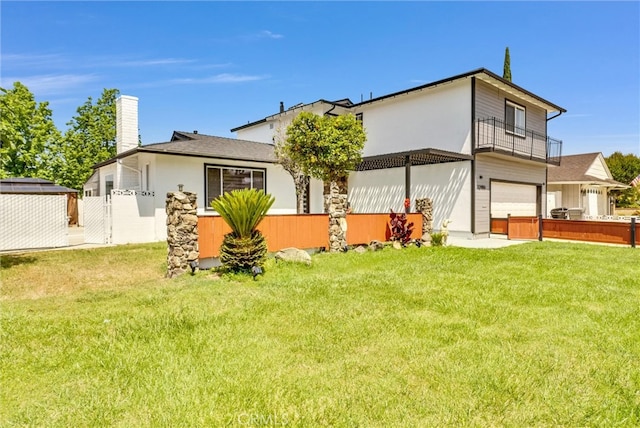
475,118 -> 562,165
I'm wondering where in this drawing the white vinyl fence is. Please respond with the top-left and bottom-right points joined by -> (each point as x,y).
84,196 -> 111,244
83,190 -> 157,245
0,194 -> 68,251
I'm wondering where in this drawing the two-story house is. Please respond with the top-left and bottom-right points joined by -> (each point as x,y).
85,68 -> 565,243
232,68 -> 565,238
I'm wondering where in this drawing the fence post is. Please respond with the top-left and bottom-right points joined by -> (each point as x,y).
631,217 -> 636,248
538,214 -> 543,241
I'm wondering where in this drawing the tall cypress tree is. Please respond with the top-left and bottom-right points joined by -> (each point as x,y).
503,47 -> 512,81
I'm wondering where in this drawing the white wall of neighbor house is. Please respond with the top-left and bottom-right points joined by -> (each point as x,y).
355,79 -> 472,157
348,161 -> 472,234
100,164 -> 116,196
585,156 -> 609,180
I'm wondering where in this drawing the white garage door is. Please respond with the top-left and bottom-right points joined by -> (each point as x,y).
491,182 -> 537,218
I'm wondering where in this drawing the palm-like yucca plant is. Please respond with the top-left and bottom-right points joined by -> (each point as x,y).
210,188 -> 275,272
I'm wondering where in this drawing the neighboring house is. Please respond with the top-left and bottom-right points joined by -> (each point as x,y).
547,152 -> 629,219
233,68 -> 566,237
87,68 -> 566,243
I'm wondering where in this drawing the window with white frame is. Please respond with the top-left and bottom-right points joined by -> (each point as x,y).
205,165 -> 266,208
105,174 -> 114,196
505,100 -> 525,136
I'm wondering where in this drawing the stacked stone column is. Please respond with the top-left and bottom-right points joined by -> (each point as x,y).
415,198 -> 433,236
326,180 -> 348,252
166,191 -> 199,278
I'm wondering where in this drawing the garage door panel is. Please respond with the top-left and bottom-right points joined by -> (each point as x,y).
491,182 -> 537,218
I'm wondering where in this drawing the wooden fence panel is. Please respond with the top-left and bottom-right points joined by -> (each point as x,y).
507,216 -> 539,240
346,213 -> 421,245
491,218 -> 508,235
258,214 -> 328,252
542,219 -> 631,245
198,212 -> 423,259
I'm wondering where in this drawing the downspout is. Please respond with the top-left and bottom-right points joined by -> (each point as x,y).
546,111 -> 563,122
471,76 -> 476,235
324,103 -> 338,117
117,158 -> 143,190
545,110 -> 563,216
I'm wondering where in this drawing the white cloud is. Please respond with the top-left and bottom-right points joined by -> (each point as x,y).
168,73 -> 269,84
1,53 -> 69,69
259,30 -> 284,39
0,74 -> 99,95
108,58 -> 198,67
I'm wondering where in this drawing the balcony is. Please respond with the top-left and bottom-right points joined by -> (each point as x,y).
475,118 -> 562,165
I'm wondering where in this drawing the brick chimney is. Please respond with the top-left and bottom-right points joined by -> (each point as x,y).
116,95 -> 139,154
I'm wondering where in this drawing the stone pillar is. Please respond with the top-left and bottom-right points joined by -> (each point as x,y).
327,180 -> 348,252
415,198 -> 433,236
166,191 -> 199,278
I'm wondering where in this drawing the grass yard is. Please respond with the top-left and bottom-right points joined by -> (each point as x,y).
1,242 -> 639,426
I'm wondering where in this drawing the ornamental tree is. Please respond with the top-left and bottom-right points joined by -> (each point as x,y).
503,47 -> 512,82
284,111 -> 366,251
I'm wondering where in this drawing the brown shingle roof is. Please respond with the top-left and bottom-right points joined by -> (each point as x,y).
139,131 -> 276,162
94,131 -> 277,168
548,153 -> 627,187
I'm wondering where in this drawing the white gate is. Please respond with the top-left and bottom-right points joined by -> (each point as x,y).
0,194 -> 68,251
84,196 -> 112,244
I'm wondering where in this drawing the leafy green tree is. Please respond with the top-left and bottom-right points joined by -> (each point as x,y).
284,112 -> 366,251
606,152 -> 640,207
503,47 -> 512,82
211,188 -> 275,272
0,82 -> 61,178
49,88 -> 120,190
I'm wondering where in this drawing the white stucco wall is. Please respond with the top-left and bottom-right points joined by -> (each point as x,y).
349,168 -> 405,214
110,191 -> 156,244
348,161 -> 472,234
94,153 -> 299,242
355,79 -> 472,157
153,154 -> 297,219
236,104 -> 329,144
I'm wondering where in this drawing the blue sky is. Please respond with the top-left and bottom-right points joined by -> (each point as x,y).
2,1 -> 639,156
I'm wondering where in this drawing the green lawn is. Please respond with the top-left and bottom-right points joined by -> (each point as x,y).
1,242 -> 639,426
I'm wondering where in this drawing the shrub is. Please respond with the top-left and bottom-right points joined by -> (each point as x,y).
389,209 -> 414,246
430,232 -> 444,247
211,189 -> 275,272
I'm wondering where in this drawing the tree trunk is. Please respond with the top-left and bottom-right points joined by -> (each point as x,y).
293,174 -> 309,214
